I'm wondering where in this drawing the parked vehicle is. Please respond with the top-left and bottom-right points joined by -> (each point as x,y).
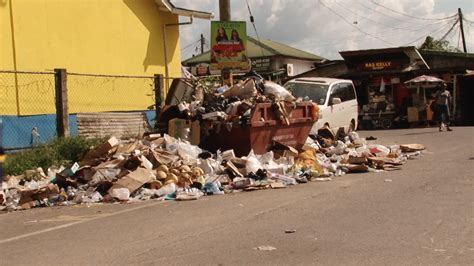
284,77 -> 358,134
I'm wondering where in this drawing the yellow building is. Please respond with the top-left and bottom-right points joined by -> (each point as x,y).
1,0 -> 212,115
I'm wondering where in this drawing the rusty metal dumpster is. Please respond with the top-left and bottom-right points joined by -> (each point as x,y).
199,102 -> 318,156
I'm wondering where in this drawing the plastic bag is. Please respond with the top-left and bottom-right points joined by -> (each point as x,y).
263,81 -> 295,101
327,140 -> 347,156
367,144 -> 390,157
245,150 -> 263,174
155,183 -> 177,197
222,79 -> 257,99
177,141 -> 202,164
270,173 -> 297,185
164,134 -> 179,154
110,188 -> 130,201
347,131 -> 360,141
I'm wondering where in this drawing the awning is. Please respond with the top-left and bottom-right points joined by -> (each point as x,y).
155,0 -> 214,19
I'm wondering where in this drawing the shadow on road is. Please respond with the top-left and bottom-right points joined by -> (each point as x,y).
402,130 -> 439,136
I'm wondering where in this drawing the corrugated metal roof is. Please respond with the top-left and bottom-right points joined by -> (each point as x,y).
182,36 -> 325,65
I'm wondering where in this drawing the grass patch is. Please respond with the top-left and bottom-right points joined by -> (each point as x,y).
4,136 -> 104,176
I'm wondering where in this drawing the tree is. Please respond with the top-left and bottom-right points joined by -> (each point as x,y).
418,36 -> 461,52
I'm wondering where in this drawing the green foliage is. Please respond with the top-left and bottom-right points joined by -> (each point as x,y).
418,36 -> 461,52
3,136 -> 104,175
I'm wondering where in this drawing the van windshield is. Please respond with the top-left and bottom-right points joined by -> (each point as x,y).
284,82 -> 329,105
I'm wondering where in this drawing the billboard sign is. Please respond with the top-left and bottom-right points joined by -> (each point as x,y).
210,21 -> 250,71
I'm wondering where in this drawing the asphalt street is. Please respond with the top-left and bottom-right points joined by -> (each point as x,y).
0,127 -> 473,265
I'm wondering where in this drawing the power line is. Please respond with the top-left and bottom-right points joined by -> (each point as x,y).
439,18 -> 459,41
369,0 -> 457,21
296,21 -> 452,49
403,20 -> 456,46
245,0 -> 266,57
354,0 -> 451,27
463,16 -> 474,25
180,39 -> 201,51
319,0 -> 395,46
332,0 -> 449,33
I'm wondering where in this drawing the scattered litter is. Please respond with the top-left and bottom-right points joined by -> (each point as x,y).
254,245 -> 277,251
314,178 -> 332,182
285,229 -> 296,233
0,75 -> 426,211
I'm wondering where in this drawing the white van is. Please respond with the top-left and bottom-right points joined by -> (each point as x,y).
284,77 -> 358,134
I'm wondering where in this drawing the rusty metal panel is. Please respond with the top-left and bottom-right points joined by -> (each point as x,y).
77,112 -> 150,139
199,102 -> 317,156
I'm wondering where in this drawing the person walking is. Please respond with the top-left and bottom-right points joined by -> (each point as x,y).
434,84 -> 453,131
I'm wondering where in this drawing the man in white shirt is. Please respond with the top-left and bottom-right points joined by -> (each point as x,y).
434,84 -> 453,132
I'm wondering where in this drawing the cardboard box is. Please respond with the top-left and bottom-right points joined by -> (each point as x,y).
81,136 -> 120,166
168,119 -> 200,145
108,167 -> 155,194
348,155 -> 368,164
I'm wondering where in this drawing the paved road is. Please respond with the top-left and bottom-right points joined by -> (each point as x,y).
1,127 -> 473,265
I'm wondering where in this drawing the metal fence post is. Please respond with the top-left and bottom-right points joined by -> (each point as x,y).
154,74 -> 164,126
54,68 -> 70,137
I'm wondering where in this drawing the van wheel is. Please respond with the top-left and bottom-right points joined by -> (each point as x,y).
348,120 -> 356,133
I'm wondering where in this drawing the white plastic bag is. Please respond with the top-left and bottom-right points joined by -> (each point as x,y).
367,144 -> 390,157
263,81 -> 295,101
155,183 -> 177,197
164,134 -> 179,154
177,141 -> 202,164
245,150 -> 263,174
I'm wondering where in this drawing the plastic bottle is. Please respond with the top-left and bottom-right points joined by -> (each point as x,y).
154,183 -> 177,197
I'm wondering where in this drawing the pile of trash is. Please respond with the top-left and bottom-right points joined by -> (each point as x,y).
0,131 -> 425,211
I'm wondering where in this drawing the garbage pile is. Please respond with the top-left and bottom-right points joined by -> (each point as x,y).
0,132 -> 425,211
161,77 -> 317,156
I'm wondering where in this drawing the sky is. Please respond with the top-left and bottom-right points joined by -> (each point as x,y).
173,0 -> 474,60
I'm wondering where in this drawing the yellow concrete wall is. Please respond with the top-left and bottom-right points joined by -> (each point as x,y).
0,0 -> 182,115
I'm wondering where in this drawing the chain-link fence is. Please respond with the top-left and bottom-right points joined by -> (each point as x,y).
0,70 -> 56,115
67,73 -> 155,113
0,70 -> 160,150
0,70 -> 56,150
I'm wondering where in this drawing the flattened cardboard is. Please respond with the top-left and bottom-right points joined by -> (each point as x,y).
400,144 -> 425,152
108,167 -> 154,193
224,161 -> 244,178
270,182 -> 287,189
19,184 -> 60,205
81,136 -> 120,165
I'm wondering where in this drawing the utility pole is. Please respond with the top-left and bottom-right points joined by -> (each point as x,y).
200,34 -> 204,54
458,8 -> 467,53
219,0 -> 231,84
219,0 -> 231,21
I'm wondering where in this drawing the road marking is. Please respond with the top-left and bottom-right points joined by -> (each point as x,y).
0,200 -> 165,245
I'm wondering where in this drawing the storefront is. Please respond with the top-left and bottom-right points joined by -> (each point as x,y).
182,36 -> 326,83
337,47 -> 474,129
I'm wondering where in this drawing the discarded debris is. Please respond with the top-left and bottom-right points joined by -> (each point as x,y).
0,74 -> 427,211
285,229 -> 297,233
0,131 -> 426,211
254,245 -> 277,251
